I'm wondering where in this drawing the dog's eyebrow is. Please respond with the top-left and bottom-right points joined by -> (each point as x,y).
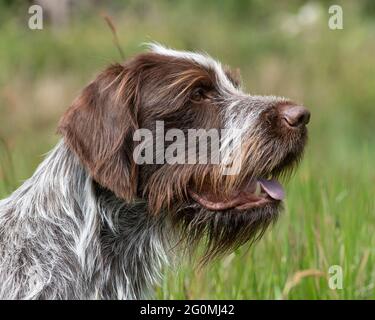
147,43 -> 241,93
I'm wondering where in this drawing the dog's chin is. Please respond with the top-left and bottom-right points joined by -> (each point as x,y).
172,183 -> 282,263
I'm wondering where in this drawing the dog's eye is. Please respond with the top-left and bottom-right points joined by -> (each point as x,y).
191,88 -> 206,102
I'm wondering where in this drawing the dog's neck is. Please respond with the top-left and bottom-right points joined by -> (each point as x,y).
0,141 -> 169,299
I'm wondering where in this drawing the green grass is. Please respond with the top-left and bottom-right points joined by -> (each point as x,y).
0,1 -> 374,299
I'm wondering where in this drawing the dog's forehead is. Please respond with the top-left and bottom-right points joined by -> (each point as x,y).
147,43 -> 239,92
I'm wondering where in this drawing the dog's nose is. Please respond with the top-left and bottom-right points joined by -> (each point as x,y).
280,104 -> 310,127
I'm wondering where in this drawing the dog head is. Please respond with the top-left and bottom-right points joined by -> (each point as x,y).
59,44 -> 310,261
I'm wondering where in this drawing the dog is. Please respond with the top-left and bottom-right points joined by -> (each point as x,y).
0,44 -> 310,299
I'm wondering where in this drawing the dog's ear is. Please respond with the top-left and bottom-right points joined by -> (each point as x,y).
58,64 -> 140,201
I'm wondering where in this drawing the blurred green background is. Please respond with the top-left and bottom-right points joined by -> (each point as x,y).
0,0 -> 374,299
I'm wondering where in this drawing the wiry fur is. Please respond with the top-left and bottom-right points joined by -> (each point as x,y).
0,142 -> 169,299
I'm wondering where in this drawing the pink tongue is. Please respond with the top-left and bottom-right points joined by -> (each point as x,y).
258,178 -> 285,200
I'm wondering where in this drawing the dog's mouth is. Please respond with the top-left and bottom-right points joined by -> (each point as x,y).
188,178 -> 284,211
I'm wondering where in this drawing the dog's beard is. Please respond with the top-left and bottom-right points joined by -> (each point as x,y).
170,200 -> 281,264
140,117 -> 307,264
142,144 -> 303,264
